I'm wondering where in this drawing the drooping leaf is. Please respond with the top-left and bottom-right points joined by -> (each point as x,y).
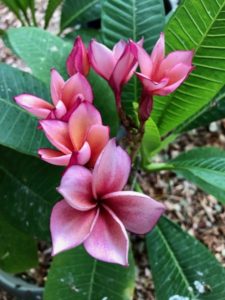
0,64 -> 51,156
45,0 -> 63,29
152,0 -> 225,136
0,213 -> 38,273
0,146 -> 62,240
147,216 -> 225,300
60,0 -> 101,31
141,118 -> 161,164
4,27 -> 72,84
44,246 -> 135,300
169,147 -> 225,205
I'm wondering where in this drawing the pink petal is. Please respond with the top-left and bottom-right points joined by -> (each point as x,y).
69,102 -> 102,151
86,124 -> 110,168
50,69 -> 65,106
103,191 -> 165,234
57,165 -> 96,211
54,100 -> 67,119
14,94 -> 53,118
112,40 -> 126,61
40,120 -> 73,154
151,32 -> 165,66
84,205 -> 129,266
62,73 -> 93,109
51,200 -> 98,255
133,42 -> 153,77
69,141 -> 91,166
88,40 -> 116,80
38,149 -> 71,166
136,72 -> 169,93
92,139 -> 131,198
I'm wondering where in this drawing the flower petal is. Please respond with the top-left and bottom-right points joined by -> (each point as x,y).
103,191 -> 165,234
136,72 -> 169,93
38,148 -> 71,166
68,141 -> 91,166
14,94 -> 53,118
84,205 -> 129,266
134,43 -> 153,77
92,138 -> 131,198
51,200 -> 98,255
62,73 -> 93,109
88,40 -> 115,80
57,165 -> 96,211
50,69 -> 64,106
112,40 -> 126,61
151,32 -> 165,66
40,120 -> 73,154
54,99 -> 67,119
69,102 -> 102,151
86,124 -> 110,168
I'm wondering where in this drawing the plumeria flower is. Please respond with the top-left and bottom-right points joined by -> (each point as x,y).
15,69 -> 93,121
38,101 -> 109,167
51,139 -> 165,265
66,36 -> 90,77
88,39 -> 141,106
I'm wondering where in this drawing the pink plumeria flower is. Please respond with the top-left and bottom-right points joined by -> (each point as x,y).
51,139 -> 165,265
38,102 -> 109,167
66,36 -> 90,77
88,39 -> 141,105
134,33 -> 194,96
15,69 -> 93,121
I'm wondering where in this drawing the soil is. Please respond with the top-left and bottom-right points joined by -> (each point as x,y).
0,2 -> 225,300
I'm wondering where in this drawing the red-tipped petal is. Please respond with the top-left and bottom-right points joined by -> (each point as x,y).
38,149 -> 71,166
50,69 -> 64,106
40,120 -> 73,154
103,191 -> 165,234
57,165 -> 96,211
92,139 -> 131,198
88,40 -> 115,80
51,200 -> 98,255
86,124 -> 110,168
84,205 -> 129,266
14,94 -> 53,118
68,102 -> 102,151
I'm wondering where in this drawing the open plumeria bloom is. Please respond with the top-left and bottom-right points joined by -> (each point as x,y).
51,139 -> 165,265
38,102 -> 109,167
15,69 -> 93,121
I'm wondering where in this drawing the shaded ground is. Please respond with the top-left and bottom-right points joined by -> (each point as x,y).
0,3 -> 225,300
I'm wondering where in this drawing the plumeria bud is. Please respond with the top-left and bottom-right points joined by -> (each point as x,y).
15,69 -> 93,122
38,101 -> 109,167
66,36 -> 90,77
50,139 -> 165,265
88,39 -> 140,106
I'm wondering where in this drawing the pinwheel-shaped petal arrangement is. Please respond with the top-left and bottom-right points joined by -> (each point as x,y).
51,139 -> 165,265
15,69 -> 93,121
38,102 -> 109,167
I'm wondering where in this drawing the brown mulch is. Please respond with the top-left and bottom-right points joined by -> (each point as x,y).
1,3 -> 225,300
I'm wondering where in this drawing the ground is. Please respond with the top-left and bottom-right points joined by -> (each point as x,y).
0,2 -> 224,299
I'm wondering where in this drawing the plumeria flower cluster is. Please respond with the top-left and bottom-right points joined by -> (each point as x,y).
15,33 -> 194,266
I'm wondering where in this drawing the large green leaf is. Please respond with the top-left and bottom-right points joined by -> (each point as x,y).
0,213 -> 38,273
0,63 -> 51,156
170,147 -> 225,204
45,0 -> 63,29
152,0 -> 225,136
60,0 -> 100,31
4,27 -> 72,84
0,146 -> 62,240
147,217 -> 225,300
44,246 -> 135,300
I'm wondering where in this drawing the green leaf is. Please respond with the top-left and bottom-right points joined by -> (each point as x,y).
0,146 -> 62,240
0,213 -> 38,273
44,246 -> 135,300
170,147 -> 225,204
152,0 -> 225,136
45,0 -> 63,29
60,0 -> 100,31
88,70 -> 119,136
102,0 -> 165,117
65,28 -> 102,44
141,118 -> 161,164
177,86 -> 225,133
0,64 -> 51,156
147,216 -> 225,300
4,27 -> 72,84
